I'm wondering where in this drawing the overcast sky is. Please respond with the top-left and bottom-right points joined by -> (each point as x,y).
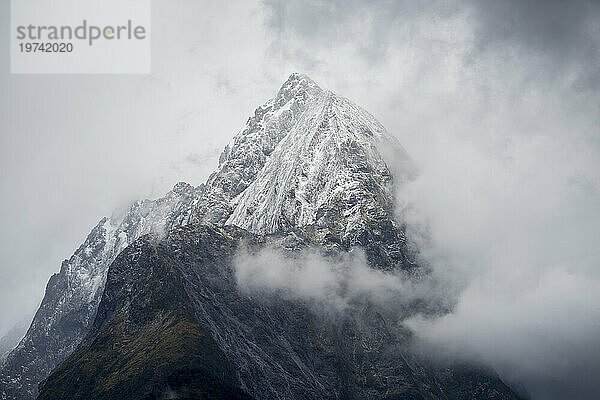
1,1 -> 599,398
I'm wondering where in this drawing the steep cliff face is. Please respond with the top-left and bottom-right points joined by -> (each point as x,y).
38,224 -> 521,400
0,183 -> 204,400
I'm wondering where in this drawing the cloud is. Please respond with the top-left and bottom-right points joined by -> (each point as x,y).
407,270 -> 600,399
467,0 -> 600,89
233,245 -> 454,316
397,126 -> 600,399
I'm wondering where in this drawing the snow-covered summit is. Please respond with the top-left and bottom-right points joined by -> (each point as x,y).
194,73 -> 326,225
196,73 -> 415,242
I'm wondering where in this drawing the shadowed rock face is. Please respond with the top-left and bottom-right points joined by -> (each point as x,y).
39,224 -> 522,400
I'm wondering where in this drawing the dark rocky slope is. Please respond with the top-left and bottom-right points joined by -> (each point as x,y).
37,229 -> 252,400
39,224 -> 522,400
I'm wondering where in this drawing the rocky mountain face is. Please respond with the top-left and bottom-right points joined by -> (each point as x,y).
37,227 -> 254,400
2,74 -> 522,400
38,224 -> 521,400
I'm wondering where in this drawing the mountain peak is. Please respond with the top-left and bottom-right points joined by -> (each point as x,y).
274,73 -> 323,107
0,73 -> 519,400
284,72 -> 317,87
193,73 -> 416,270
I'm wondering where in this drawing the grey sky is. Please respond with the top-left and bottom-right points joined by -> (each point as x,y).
1,1 -> 599,399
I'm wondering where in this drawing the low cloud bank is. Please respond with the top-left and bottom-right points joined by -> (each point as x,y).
398,128 -> 600,399
233,246 -> 452,316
